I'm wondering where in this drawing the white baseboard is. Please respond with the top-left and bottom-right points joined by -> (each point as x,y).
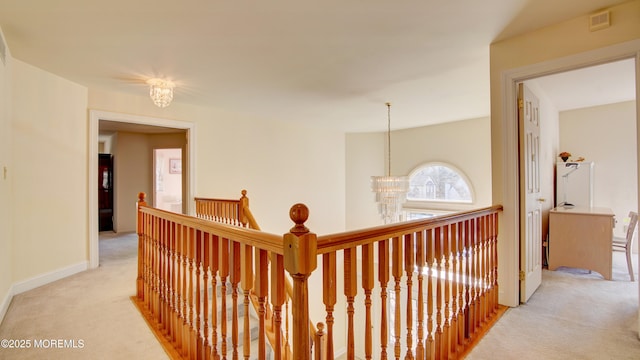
11,261 -> 88,296
0,261 -> 89,326
0,288 -> 11,326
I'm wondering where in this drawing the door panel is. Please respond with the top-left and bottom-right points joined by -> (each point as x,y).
519,83 -> 542,303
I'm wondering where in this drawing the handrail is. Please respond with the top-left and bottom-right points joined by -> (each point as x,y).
317,205 -> 503,252
135,190 -> 504,360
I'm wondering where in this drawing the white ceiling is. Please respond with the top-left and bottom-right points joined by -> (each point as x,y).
0,0 -> 633,132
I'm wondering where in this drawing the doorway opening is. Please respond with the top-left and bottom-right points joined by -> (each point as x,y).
501,44 -> 640,307
154,148 -> 183,213
89,110 -> 195,269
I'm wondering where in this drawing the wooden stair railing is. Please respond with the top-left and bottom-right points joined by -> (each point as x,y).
194,191 -> 318,359
135,191 -> 503,360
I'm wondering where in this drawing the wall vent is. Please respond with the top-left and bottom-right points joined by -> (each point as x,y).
589,10 -> 610,31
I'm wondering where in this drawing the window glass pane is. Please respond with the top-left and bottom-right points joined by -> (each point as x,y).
407,165 -> 472,202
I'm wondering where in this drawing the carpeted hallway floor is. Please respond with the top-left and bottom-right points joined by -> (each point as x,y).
0,232 -> 168,360
1,232 -> 639,359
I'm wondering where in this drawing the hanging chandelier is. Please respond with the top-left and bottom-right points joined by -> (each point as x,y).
147,78 -> 175,108
371,102 -> 409,224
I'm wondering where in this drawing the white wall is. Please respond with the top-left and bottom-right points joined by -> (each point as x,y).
490,0 -> 640,307
0,28 -> 13,322
11,60 -> 89,283
559,101 -> 637,241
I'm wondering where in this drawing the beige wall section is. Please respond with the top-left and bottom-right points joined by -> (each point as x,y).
560,101 -> 638,241
11,59 -> 88,282
345,132 -> 385,229
393,117 -> 492,207
112,131 -> 186,232
0,29 -> 13,319
345,117 -> 492,229
88,88 -> 346,235
490,0 -> 640,307
113,132 -> 151,232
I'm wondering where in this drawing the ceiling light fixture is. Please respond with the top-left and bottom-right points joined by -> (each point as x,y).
147,78 -> 175,108
371,102 -> 409,224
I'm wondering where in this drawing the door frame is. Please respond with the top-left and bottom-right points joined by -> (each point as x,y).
88,110 -> 196,269
500,40 -> 640,307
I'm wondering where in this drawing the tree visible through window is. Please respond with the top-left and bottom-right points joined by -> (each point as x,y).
407,164 -> 472,202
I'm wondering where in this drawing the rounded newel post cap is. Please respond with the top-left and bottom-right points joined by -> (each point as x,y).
137,192 -> 146,202
289,203 -> 309,235
241,189 -> 247,197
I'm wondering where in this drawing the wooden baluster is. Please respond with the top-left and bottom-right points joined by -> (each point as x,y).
404,233 -> 415,360
362,243 -> 374,360
415,230 -> 425,360
162,220 -> 171,340
174,224 -> 183,354
149,215 -> 156,316
480,215 -> 488,325
271,253 -> 285,360
229,240 -> 241,359
473,218 -> 481,334
322,252 -> 336,360
434,227 -> 443,360
210,235 -> 220,359
169,222 -> 178,345
493,213 -> 500,314
450,222 -> 460,356
425,229 -> 435,360
203,232 -> 211,360
162,220 -> 173,336
391,236 -> 402,360
457,221 -> 466,351
344,247 -> 357,360
255,248 -> 269,360
136,193 -> 147,299
314,322 -> 326,360
468,218 -> 477,337
188,228 -> 197,359
283,204 -> 317,360
463,219 -> 472,342
219,237 -> 230,359
378,239 -> 390,360
241,244 -> 254,360
195,230 -> 204,359
443,225 -> 452,359
181,225 -> 190,357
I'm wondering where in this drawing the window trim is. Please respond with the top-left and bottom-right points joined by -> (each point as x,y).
405,162 -> 475,211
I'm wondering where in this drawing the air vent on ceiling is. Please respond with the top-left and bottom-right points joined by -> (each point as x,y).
589,10 -> 610,31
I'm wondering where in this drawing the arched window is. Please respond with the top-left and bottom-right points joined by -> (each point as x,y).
407,163 -> 473,203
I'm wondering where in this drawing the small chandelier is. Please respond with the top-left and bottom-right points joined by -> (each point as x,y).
371,102 -> 409,224
147,78 -> 175,108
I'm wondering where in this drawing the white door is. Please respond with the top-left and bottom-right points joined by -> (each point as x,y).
519,83 -> 543,303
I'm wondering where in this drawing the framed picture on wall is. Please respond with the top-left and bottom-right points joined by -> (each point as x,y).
169,158 -> 181,174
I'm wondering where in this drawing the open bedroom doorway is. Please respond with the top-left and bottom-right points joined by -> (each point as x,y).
154,148 -> 183,213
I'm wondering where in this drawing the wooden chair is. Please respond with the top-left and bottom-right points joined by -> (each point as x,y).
612,211 -> 638,281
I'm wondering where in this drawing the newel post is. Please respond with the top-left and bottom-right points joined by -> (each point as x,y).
239,189 -> 249,226
283,204 -> 317,360
136,192 -> 147,299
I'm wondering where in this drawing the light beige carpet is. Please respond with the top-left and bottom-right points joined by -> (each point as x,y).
0,232 -> 168,360
468,252 -> 640,360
